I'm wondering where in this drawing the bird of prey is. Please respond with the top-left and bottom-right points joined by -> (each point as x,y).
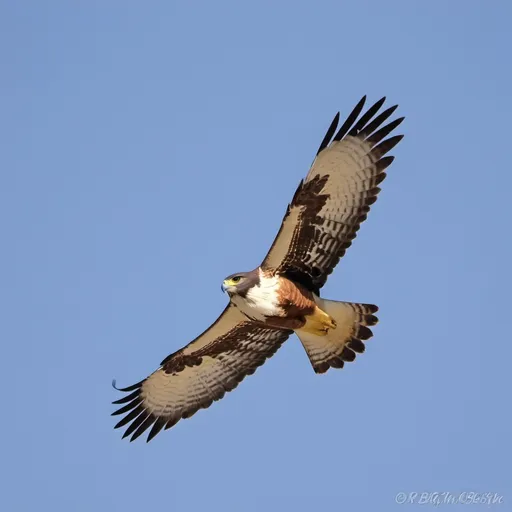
112,96 -> 404,442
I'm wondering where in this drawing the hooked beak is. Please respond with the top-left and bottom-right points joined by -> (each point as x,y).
221,281 -> 234,295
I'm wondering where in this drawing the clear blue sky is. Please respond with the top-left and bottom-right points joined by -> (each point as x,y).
2,1 -> 511,511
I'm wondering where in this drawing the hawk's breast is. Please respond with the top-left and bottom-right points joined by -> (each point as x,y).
231,269 -> 316,325
231,270 -> 283,321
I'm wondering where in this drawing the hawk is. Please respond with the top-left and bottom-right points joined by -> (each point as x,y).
112,96 -> 404,442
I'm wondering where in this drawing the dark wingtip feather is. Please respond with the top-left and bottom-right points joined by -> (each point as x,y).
316,112 -> 340,155
372,134 -> 404,158
164,417 -> 179,430
348,96 -> 387,136
112,389 -> 139,405
146,417 -> 167,443
122,411 -> 150,439
114,405 -> 145,429
377,156 -> 394,170
359,105 -> 399,139
111,397 -> 142,417
367,117 -> 405,146
112,379 -> 143,392
333,95 -> 367,142
129,415 -> 157,442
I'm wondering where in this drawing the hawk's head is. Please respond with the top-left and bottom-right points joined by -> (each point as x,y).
221,268 -> 260,297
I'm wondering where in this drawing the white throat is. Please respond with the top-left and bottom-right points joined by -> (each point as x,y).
231,269 -> 281,321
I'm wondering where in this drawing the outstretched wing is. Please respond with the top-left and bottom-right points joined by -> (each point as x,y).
261,96 -> 404,293
112,304 -> 291,442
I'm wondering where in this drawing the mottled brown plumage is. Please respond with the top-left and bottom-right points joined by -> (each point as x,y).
262,98 -> 403,293
112,95 -> 404,442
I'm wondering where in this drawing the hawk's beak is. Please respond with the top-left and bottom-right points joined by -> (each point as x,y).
222,281 -> 235,294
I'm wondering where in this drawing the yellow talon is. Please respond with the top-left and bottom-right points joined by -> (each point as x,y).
299,307 -> 337,336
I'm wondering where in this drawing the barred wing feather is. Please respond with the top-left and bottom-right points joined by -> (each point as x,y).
112,305 -> 291,442
261,96 -> 404,292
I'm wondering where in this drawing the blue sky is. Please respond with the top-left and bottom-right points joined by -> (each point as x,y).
2,1 -> 511,510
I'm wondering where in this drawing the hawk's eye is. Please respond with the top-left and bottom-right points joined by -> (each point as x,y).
231,276 -> 242,283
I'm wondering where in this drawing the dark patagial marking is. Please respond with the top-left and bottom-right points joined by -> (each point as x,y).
262,96 -> 404,295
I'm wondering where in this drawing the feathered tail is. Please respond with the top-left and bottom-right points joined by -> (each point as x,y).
296,298 -> 378,374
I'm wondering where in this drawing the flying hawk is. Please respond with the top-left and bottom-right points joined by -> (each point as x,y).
112,96 -> 404,442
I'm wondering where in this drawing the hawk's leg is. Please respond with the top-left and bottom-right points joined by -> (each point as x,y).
300,307 -> 337,336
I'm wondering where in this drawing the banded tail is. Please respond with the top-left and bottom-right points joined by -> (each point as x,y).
296,298 -> 378,374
